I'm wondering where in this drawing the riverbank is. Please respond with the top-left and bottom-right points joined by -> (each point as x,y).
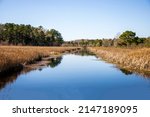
0,46 -> 80,74
88,47 -> 150,73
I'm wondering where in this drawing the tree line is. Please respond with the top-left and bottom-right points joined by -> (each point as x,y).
0,23 -> 63,46
0,24 -> 149,48
63,31 -> 150,47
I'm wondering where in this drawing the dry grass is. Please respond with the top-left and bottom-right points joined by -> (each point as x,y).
0,46 -> 79,72
88,47 -> 150,72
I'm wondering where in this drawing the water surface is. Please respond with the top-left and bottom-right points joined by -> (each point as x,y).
0,53 -> 150,100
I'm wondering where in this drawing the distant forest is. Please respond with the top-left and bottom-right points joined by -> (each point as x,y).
63,31 -> 150,47
0,23 -> 63,46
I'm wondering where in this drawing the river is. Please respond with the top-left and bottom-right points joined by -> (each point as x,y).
0,51 -> 150,100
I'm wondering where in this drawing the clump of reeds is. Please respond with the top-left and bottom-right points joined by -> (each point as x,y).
0,46 -> 79,73
88,47 -> 150,72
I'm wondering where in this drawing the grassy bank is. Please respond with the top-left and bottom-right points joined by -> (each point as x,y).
88,47 -> 150,72
0,46 -> 79,73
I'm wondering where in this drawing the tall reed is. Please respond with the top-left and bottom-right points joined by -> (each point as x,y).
0,46 -> 78,72
88,47 -> 150,72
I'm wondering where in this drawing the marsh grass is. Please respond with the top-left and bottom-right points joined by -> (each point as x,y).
0,46 -> 78,73
88,47 -> 150,72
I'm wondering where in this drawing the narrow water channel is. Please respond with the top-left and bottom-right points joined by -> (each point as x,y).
0,51 -> 150,100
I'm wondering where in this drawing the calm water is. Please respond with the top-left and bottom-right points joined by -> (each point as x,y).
0,53 -> 150,100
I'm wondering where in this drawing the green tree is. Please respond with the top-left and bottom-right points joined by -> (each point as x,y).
0,24 -> 4,42
119,31 -> 137,46
49,29 -> 63,46
0,23 -> 64,46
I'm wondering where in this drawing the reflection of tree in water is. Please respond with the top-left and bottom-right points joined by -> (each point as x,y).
119,68 -> 133,75
73,48 -> 95,56
48,57 -> 63,68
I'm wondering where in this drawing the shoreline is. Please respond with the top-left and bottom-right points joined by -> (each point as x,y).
0,46 -> 150,78
0,46 -> 81,76
88,47 -> 150,77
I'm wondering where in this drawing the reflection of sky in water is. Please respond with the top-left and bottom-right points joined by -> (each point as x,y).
0,54 -> 150,100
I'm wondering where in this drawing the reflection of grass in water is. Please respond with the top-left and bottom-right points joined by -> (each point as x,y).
0,46 -> 79,73
89,47 -> 150,78
0,70 -> 20,91
0,56 -> 63,91
119,68 -> 133,75
113,62 -> 150,78
120,67 -> 150,78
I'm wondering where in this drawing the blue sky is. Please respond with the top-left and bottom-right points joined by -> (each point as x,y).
0,0 -> 150,40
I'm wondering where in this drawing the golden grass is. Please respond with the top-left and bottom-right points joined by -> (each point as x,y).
88,47 -> 150,72
0,46 -> 79,72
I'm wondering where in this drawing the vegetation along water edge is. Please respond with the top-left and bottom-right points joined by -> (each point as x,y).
88,47 -> 150,77
0,46 -> 81,75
